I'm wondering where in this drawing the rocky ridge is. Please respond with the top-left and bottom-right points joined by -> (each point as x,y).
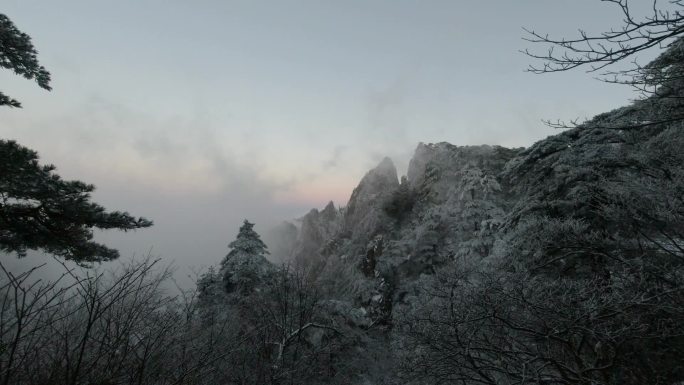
267,142 -> 520,323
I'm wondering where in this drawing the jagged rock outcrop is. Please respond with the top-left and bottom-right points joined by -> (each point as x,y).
262,144 -> 521,351
270,144 -> 520,319
342,157 -> 399,243
380,144 -> 519,275
271,143 -> 520,279
268,158 -> 400,270
262,143 -> 521,384
290,201 -> 342,269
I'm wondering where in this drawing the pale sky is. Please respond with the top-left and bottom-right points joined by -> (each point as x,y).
0,1 -> 669,281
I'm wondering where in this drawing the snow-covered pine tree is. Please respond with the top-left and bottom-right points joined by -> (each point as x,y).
219,220 -> 272,294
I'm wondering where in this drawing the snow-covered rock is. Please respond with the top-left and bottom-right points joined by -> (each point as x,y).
342,157 -> 399,242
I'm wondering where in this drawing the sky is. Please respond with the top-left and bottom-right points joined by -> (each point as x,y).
0,1 -> 671,283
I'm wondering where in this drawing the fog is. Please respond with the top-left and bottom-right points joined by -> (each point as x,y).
0,1 -> 662,286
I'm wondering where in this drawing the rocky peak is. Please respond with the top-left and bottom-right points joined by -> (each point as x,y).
288,203 -> 342,268
320,201 -> 337,222
374,156 -> 399,180
343,157 -> 399,241
407,142 -> 438,185
347,157 -> 399,211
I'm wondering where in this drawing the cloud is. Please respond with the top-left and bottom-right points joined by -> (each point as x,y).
1,95 -> 321,281
322,145 -> 349,170
2,95 -> 286,196
366,76 -> 410,140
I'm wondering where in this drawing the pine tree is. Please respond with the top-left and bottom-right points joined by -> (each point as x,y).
0,13 -> 152,263
0,13 -> 51,108
219,220 -> 272,294
224,220 -> 269,260
0,140 -> 153,262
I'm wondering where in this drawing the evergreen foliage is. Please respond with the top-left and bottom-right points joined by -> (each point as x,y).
225,220 -> 269,259
0,140 -> 153,262
0,13 -> 51,108
219,220 -> 271,294
0,13 -> 152,263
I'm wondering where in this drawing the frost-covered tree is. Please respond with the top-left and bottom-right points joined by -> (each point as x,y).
195,265 -> 223,324
242,265 -> 339,384
226,220 -> 269,257
197,265 -> 220,299
219,220 -> 272,294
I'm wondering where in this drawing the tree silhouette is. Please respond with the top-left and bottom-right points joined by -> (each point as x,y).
523,1 -> 684,129
0,14 -> 51,108
0,13 -> 152,263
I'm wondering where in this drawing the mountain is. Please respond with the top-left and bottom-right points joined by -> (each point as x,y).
276,142 -> 519,282
262,143 -> 518,338
260,112 -> 684,383
208,40 -> 684,380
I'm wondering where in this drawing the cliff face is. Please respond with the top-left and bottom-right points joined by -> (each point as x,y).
270,142 -> 520,307
290,201 -> 342,269
271,157 -> 400,271
343,157 -> 399,243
